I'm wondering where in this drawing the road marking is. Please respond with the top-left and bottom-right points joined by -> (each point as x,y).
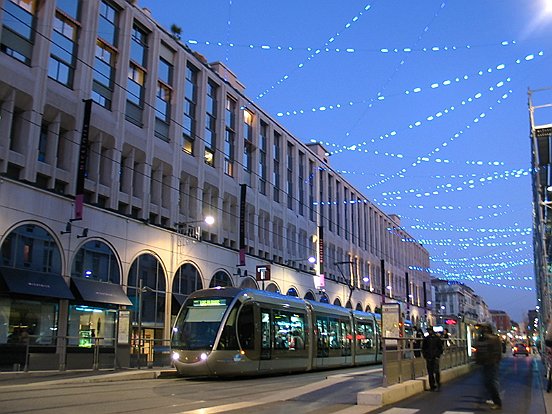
379,409 -> 419,414
177,375 -> 352,414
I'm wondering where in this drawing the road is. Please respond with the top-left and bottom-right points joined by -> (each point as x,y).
371,354 -> 546,414
0,355 -> 547,414
0,366 -> 382,414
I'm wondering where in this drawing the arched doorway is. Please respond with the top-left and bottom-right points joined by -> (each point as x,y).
304,291 -> 316,301
355,303 -> 363,311
333,298 -> 342,307
128,253 -> 167,364
265,283 -> 279,293
319,292 -> 330,303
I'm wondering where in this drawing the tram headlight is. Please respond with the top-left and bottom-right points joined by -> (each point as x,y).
199,352 -> 208,361
171,352 -> 180,362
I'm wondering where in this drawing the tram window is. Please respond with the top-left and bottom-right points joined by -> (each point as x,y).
273,310 -> 305,351
328,318 -> 340,349
316,316 -> 329,357
261,311 -> 271,352
356,321 -> 375,349
237,304 -> 254,350
341,320 -> 351,355
217,307 -> 239,350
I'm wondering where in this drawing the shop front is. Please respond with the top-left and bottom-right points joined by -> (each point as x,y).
0,267 -> 74,371
67,277 -> 132,369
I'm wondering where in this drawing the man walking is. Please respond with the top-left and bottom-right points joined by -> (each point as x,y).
475,323 -> 502,410
422,327 -> 444,391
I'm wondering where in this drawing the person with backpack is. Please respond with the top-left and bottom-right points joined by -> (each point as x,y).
475,323 -> 502,410
422,326 -> 444,391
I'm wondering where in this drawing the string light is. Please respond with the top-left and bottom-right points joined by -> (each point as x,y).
256,3 -> 374,100
275,52 -> 541,118
185,38 -> 516,56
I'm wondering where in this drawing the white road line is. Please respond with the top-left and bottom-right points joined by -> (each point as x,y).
379,408 -> 419,414
177,375 -> 352,414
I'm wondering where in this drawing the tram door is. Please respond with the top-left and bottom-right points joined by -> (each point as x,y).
236,302 -> 261,363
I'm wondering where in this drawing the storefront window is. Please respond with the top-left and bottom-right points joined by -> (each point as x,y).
0,298 -> 58,345
67,305 -> 116,347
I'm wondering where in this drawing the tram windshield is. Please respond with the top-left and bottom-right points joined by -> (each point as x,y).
172,298 -> 229,350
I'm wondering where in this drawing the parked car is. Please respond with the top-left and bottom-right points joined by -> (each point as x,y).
512,343 -> 530,356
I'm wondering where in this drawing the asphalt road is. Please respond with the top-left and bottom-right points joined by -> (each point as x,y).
0,366 -> 383,414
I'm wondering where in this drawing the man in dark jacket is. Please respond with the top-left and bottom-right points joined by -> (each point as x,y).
422,327 -> 444,391
475,324 -> 502,410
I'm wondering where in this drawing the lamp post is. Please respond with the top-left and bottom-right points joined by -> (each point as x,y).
334,261 -> 356,305
136,279 -> 155,370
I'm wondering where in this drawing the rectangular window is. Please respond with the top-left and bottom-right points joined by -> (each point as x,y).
286,142 -> 293,210
298,152 -> 305,216
92,1 -> 118,108
1,0 -> 37,64
183,64 -> 198,154
243,109 -> 253,173
328,175 -> 333,232
308,161 -> 315,222
224,96 -> 236,176
56,0 -> 80,19
48,13 -> 78,87
38,123 -> 48,162
97,0 -> 117,46
126,23 -> 147,124
259,122 -> 268,195
273,132 -> 281,203
204,81 -> 217,166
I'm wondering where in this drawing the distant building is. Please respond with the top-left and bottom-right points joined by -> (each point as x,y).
490,310 -> 511,333
431,279 -> 490,336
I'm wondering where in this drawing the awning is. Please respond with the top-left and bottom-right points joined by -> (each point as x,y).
173,293 -> 187,306
71,277 -> 132,306
0,267 -> 74,300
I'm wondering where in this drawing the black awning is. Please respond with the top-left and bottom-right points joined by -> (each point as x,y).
71,277 -> 132,306
173,293 -> 187,306
0,267 -> 74,300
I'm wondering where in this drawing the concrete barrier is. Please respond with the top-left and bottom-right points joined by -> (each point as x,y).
358,363 -> 474,409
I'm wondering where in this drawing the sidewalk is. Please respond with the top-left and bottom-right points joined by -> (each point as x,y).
0,367 -> 177,387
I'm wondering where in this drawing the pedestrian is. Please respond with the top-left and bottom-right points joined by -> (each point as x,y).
475,323 -> 502,410
422,326 -> 444,391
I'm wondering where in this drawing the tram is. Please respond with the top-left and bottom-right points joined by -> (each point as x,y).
170,287 -> 382,377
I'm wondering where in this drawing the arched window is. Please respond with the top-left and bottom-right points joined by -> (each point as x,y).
72,240 -> 120,283
355,303 -> 363,311
286,287 -> 298,297
1,224 -> 61,273
345,301 -> 353,309
333,298 -> 342,307
365,305 -> 372,313
265,283 -> 279,293
304,291 -> 315,301
239,277 -> 258,289
209,271 -> 232,288
172,263 -> 202,315
128,253 -> 166,329
319,292 -> 329,303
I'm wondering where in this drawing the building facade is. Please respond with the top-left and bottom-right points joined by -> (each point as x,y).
432,279 -> 490,336
0,0 -> 431,369
529,87 -> 552,348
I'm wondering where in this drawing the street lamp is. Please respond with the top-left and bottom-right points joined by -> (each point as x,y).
175,216 -> 215,240
286,256 -> 316,270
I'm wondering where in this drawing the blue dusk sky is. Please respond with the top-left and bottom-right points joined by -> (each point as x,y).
138,0 -> 552,322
